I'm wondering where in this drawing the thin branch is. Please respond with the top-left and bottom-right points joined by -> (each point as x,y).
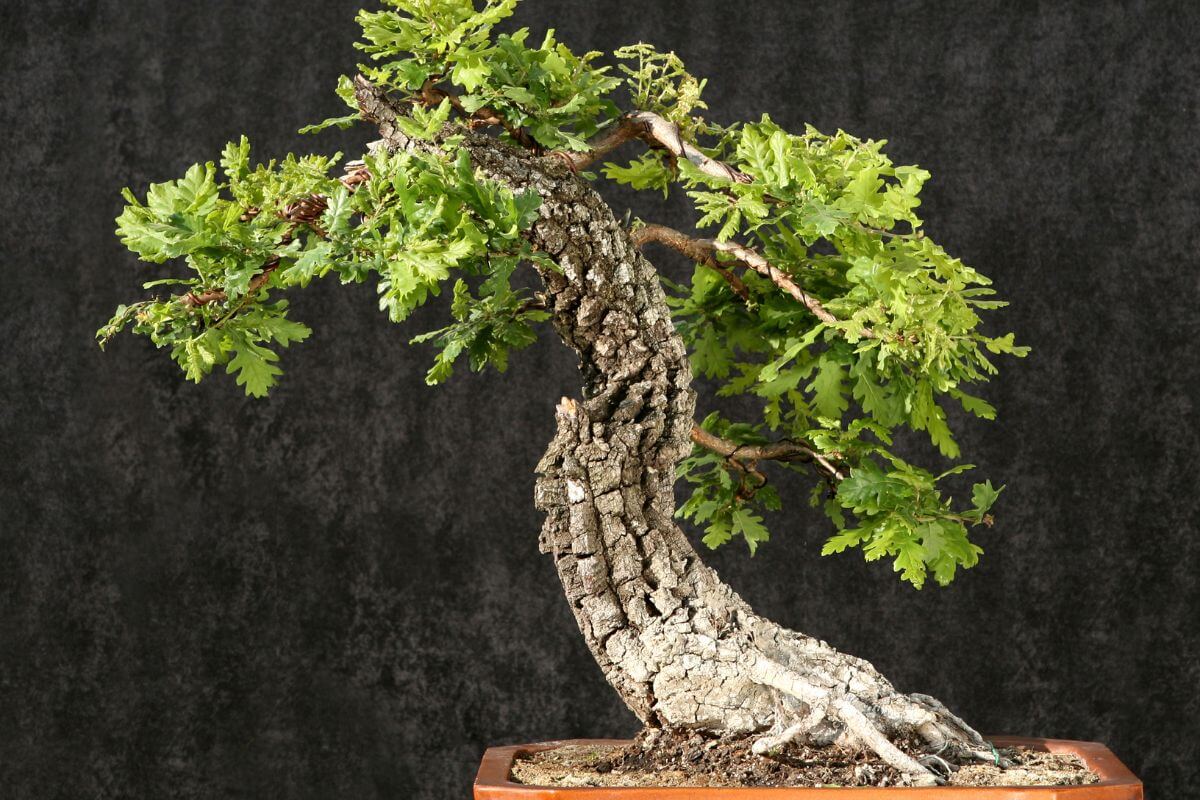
562,112 -> 751,184
182,264 -> 277,308
690,423 -> 846,483
517,294 -> 548,314
565,121 -> 637,170
633,223 -> 850,330
629,223 -> 750,302
209,260 -> 282,328
709,238 -> 843,328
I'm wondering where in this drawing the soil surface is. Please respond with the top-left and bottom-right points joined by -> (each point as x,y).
511,729 -> 1100,788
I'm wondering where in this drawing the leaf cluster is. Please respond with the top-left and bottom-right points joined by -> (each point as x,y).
659,114 -> 1027,583
356,0 -> 620,150
602,44 -> 737,197
102,132 -> 547,395
826,458 -> 1001,588
103,0 -> 1028,588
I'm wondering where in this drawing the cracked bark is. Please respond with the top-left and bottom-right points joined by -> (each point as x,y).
356,79 -> 993,784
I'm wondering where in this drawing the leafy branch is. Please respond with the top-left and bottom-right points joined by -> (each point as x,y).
102,124 -> 547,396
103,0 -> 1028,588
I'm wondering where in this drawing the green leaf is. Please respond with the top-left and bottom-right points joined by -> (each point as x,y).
176,329 -> 222,383
838,166 -> 884,215
808,356 -> 848,420
299,113 -> 361,135
799,202 -> 844,238
227,340 -> 282,398
322,186 -> 354,238
986,332 -> 1031,357
768,130 -> 791,187
971,480 -> 1003,518
853,370 -> 901,427
260,313 -> 311,348
603,153 -> 672,195
220,136 -> 251,184
919,520 -> 982,586
451,53 -> 491,92
951,388 -> 997,420
837,464 -> 897,514
912,381 -> 960,458
731,508 -> 770,554
282,241 -> 333,286
172,163 -> 220,213
141,278 -> 194,289
821,526 -> 869,555
502,85 -> 538,105
701,515 -> 733,550
450,279 -> 472,321
924,406 -> 958,458
425,338 -> 466,386
893,537 -> 927,589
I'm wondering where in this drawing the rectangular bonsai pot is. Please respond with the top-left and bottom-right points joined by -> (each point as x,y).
474,737 -> 1141,799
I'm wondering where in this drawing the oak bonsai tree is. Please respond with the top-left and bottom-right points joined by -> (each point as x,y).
100,0 -> 1028,786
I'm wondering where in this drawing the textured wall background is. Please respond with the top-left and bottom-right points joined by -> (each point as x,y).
1,1 -> 1197,797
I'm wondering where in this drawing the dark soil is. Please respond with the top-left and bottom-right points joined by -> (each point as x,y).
511,728 -> 1100,788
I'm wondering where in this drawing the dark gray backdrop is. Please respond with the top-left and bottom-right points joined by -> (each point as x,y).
1,1 -> 1197,798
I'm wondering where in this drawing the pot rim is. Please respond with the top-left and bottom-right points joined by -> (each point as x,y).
473,736 -> 1141,799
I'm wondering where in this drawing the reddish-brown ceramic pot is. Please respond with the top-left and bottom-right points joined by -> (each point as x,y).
474,737 -> 1141,800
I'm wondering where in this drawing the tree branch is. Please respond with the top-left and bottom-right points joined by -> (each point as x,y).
562,112 -> 751,184
182,262 -> 279,308
633,223 -> 849,329
564,113 -> 920,253
629,223 -> 750,302
690,423 -> 846,482
709,237 -> 848,329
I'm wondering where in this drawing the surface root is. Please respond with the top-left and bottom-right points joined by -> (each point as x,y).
744,652 -> 998,786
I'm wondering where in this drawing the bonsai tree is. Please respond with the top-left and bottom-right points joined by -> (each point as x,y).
100,0 -> 1027,786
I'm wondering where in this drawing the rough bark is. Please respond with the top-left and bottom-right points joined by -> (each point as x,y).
356,79 -> 995,784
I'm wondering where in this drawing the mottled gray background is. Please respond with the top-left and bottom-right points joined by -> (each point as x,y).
1,0 -> 1197,797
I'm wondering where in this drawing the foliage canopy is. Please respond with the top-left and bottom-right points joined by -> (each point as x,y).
102,0 -> 1027,589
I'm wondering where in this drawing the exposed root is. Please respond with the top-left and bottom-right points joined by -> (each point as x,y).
907,692 -> 1011,767
751,715 -> 815,756
743,652 -> 995,786
920,753 -> 955,779
835,698 -> 939,786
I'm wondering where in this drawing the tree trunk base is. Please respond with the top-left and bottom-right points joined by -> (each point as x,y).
537,400 -> 995,787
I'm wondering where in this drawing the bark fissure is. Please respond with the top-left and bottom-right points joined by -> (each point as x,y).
355,78 -> 991,785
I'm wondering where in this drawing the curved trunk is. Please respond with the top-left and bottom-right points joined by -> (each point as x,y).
356,81 -> 993,784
